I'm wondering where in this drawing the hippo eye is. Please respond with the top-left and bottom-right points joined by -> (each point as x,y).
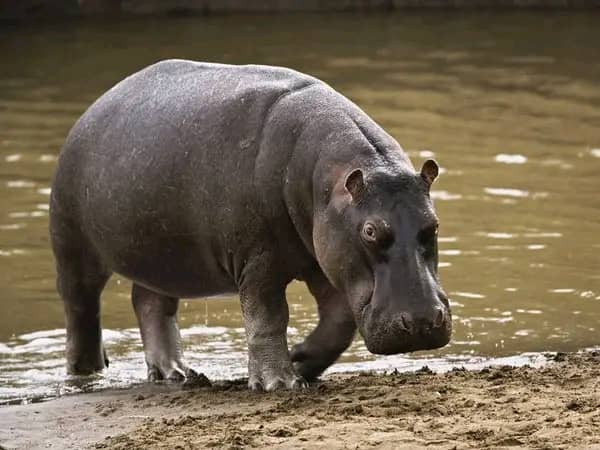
361,219 -> 394,248
362,222 -> 377,243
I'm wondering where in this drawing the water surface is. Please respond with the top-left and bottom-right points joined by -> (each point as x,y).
0,11 -> 599,402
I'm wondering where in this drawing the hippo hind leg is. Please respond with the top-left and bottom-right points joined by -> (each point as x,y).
131,284 -> 210,385
52,228 -> 111,375
291,269 -> 356,380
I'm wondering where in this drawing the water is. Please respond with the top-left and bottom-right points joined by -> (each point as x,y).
1,11 -> 599,403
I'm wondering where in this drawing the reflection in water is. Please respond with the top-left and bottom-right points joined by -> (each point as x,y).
494,154 -> 527,164
0,11 -> 599,402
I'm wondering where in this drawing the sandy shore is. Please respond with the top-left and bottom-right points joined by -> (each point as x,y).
1,351 -> 599,449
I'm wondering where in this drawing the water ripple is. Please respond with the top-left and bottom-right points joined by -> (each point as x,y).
484,187 -> 529,198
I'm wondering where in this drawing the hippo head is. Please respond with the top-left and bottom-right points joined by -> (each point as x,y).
313,159 -> 451,355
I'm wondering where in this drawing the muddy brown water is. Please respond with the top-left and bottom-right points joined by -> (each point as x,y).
0,12 -> 599,403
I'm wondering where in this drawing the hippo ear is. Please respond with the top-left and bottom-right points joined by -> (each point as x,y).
345,168 -> 365,201
420,159 -> 439,187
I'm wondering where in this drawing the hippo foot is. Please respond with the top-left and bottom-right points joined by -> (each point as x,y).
248,368 -> 308,392
147,361 -> 209,386
290,343 -> 332,381
292,361 -> 325,382
66,345 -> 109,375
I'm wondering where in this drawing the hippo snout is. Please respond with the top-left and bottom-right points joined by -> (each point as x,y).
360,303 -> 452,355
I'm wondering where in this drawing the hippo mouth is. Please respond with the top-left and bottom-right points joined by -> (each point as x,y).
357,298 -> 452,355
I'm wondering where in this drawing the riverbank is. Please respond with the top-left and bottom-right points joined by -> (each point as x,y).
0,351 -> 598,449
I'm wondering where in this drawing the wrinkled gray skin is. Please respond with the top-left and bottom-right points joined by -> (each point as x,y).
50,60 -> 451,391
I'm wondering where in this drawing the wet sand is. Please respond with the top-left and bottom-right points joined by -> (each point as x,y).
1,351 -> 598,449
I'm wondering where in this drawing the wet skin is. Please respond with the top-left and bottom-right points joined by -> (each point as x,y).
50,60 -> 451,391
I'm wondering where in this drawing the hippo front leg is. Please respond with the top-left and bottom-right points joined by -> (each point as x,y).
239,261 -> 307,392
291,270 -> 356,380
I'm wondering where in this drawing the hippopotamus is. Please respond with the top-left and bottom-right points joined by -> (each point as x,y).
50,59 -> 451,391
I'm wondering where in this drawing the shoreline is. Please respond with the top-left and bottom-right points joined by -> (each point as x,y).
0,350 -> 598,449
0,348 -> 554,408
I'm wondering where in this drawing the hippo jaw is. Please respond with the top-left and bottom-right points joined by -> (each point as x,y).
342,277 -> 452,356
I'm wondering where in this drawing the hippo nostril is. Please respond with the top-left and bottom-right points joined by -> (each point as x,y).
432,308 -> 445,329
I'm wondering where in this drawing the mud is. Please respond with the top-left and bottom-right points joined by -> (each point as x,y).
1,351 -> 599,449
